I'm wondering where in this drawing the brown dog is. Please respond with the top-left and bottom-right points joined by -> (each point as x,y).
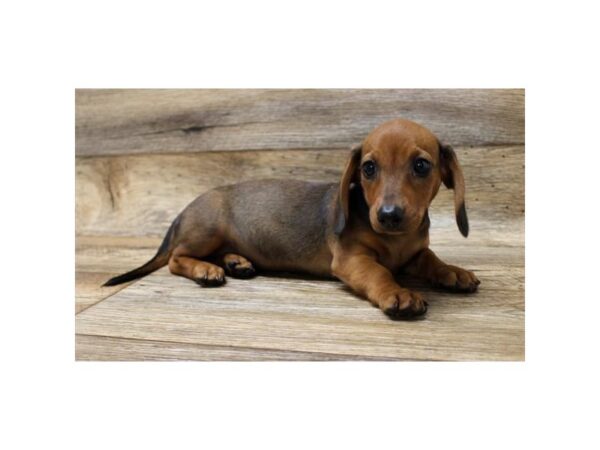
104,118 -> 480,318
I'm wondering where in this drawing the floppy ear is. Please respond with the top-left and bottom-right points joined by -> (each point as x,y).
334,144 -> 362,235
439,142 -> 469,237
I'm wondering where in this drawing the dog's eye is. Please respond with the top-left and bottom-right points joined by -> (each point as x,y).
413,158 -> 432,177
362,161 -> 377,179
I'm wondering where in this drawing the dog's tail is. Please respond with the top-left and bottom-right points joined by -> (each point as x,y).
102,216 -> 180,287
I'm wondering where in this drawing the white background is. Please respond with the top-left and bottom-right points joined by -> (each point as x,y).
1,1 -> 599,449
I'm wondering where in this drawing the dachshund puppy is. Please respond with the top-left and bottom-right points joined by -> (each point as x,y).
104,118 -> 480,318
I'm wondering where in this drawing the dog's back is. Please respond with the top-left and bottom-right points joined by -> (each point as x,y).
215,179 -> 337,275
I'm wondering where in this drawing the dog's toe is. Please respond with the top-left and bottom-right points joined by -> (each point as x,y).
195,275 -> 226,287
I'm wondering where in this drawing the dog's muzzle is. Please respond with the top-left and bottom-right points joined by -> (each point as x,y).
377,205 -> 404,230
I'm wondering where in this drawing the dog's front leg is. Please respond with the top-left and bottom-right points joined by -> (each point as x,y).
332,250 -> 428,318
405,248 -> 480,292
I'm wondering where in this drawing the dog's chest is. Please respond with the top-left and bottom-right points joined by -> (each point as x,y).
377,235 -> 427,272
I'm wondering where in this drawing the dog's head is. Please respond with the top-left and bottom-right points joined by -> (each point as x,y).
337,118 -> 469,237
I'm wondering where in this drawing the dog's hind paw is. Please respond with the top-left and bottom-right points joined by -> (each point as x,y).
432,265 -> 480,293
223,254 -> 257,279
193,264 -> 226,287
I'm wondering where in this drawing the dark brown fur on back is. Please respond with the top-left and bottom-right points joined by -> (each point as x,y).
214,180 -> 337,274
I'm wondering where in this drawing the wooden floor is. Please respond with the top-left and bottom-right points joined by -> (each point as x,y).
76,225 -> 524,361
75,89 -> 524,361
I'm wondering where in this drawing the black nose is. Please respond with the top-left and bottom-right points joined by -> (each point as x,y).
377,205 -> 404,229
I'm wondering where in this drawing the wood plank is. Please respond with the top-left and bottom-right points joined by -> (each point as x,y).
75,236 -> 161,312
75,272 -> 125,313
75,335 -> 393,361
76,243 -> 524,361
76,145 -> 524,237
76,235 -> 160,272
76,89 -> 524,155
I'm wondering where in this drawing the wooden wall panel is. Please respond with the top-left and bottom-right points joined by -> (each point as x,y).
76,146 -> 524,238
76,89 -> 524,155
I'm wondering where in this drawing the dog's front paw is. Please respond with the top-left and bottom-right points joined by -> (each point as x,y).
431,265 -> 480,292
380,288 -> 428,319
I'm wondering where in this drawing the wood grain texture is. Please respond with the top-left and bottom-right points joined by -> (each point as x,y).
75,89 -> 525,360
76,145 -> 524,237
75,235 -> 160,312
75,272 -> 123,313
75,335 -> 392,361
76,89 -> 524,155
76,239 -> 524,361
